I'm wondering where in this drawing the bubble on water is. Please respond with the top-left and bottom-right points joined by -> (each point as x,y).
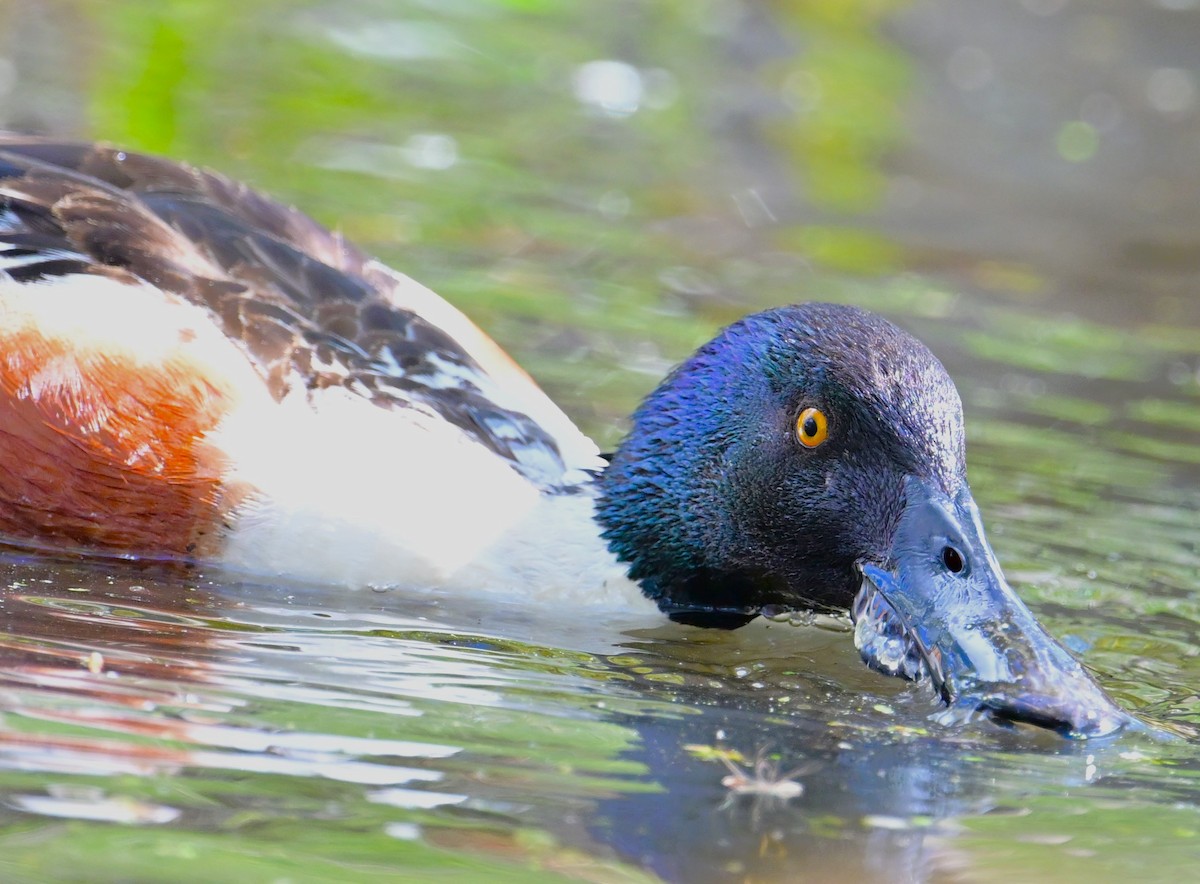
401,133 -> 458,170
782,69 -> 822,112
877,636 -> 908,671
1080,92 -> 1123,133
573,60 -> 643,117
762,605 -> 793,623
385,822 -> 421,841
1056,121 -> 1098,163
597,190 -> 630,220
853,611 -> 876,652
1147,67 -> 1195,115
787,609 -> 816,628
946,46 -> 994,92
0,59 -> 16,97
326,21 -> 461,62
1021,0 -> 1069,15
642,68 -> 679,110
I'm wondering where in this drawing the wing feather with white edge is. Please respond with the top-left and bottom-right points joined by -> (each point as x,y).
0,135 -> 603,490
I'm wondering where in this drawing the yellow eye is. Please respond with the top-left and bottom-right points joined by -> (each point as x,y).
795,407 -> 828,448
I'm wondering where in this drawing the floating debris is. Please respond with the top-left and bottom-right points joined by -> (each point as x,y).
716,748 -> 807,801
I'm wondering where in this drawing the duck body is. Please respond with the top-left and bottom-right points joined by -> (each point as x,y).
0,135 -> 1134,737
0,136 -> 647,608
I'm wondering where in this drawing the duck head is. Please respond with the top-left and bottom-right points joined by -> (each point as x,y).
597,303 -> 1131,738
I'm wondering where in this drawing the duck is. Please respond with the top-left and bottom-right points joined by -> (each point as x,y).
0,134 -> 1131,737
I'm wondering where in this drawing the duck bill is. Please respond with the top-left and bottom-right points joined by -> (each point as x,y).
853,476 -> 1132,738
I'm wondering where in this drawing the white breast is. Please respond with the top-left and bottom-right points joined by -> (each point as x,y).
211,384 -> 656,612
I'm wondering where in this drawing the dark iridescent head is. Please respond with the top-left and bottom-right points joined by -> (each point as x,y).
597,302 -> 1132,738
598,303 -> 962,623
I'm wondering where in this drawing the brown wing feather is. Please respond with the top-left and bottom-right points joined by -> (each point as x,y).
0,135 -> 596,489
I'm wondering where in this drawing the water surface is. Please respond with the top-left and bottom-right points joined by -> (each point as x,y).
0,1 -> 1198,881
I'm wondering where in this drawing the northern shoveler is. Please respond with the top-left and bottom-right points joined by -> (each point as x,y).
0,135 -> 1130,736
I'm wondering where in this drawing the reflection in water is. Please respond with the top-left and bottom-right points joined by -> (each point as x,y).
0,553 -> 1181,884
0,0 -> 1197,881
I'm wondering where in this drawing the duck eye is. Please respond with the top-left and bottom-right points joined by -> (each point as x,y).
795,407 -> 828,449
942,545 -> 965,574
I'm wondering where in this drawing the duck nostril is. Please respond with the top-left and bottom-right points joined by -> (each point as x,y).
942,545 -> 965,574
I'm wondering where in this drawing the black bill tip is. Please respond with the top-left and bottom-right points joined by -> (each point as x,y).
850,476 -> 1135,740
855,561 -> 1133,739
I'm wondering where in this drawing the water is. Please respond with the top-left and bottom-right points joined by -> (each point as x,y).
0,0 -> 1198,881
